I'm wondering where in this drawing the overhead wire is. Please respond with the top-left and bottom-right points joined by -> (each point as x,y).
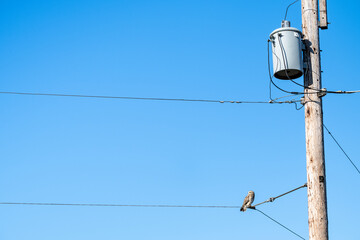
293,102 -> 304,111
254,208 -> 306,240
0,202 -> 240,208
324,90 -> 360,94
1,201 -> 306,239
291,79 -> 321,92
0,91 -> 299,105
284,0 -> 300,20
323,124 -> 360,175
271,94 -> 302,102
0,182 -> 308,210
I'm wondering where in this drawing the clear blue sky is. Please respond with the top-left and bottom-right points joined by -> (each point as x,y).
0,0 -> 359,239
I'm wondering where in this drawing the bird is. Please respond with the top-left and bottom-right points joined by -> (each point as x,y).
240,190 -> 255,212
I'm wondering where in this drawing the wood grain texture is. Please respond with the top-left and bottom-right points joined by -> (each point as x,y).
302,0 -> 329,239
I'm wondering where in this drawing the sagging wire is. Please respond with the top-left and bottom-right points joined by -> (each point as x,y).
294,101 -> 305,111
0,91 -> 296,105
1,202 -> 306,239
284,0 -> 300,21
271,94 -> 301,102
255,209 -> 306,240
323,124 -> 360,175
0,202 -> 240,208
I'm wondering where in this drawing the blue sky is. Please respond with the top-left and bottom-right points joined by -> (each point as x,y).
0,0 -> 359,239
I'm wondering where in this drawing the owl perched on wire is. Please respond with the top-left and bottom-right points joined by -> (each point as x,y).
240,191 -> 255,212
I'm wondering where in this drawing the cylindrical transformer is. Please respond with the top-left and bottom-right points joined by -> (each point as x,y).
269,21 -> 303,80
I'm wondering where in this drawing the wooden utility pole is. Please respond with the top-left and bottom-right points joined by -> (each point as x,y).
301,0 -> 329,239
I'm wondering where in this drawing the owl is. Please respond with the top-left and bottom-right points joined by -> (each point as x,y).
240,191 -> 255,212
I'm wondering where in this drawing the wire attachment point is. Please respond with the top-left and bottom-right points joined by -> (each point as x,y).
317,88 -> 327,97
300,97 -> 305,105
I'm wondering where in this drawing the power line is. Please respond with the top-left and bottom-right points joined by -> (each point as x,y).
0,91 -> 299,105
0,202 -> 239,208
2,185 -> 308,210
284,0 -> 300,20
289,78 -> 360,95
326,90 -> 360,94
323,124 -> 360,175
1,201 -> 306,239
254,208 -> 306,240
